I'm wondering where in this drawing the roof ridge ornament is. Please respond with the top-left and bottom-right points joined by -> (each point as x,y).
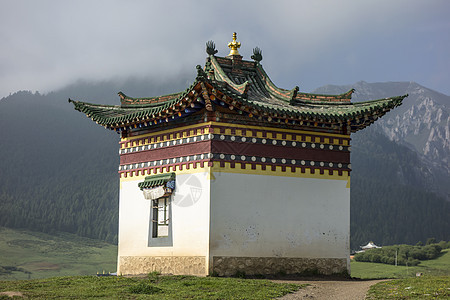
196,65 -> 207,79
227,32 -> 241,56
206,40 -> 218,56
251,47 -> 263,62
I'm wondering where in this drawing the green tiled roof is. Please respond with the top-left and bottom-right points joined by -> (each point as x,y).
69,47 -> 407,133
118,91 -> 184,105
69,75 -> 203,127
138,173 -> 175,190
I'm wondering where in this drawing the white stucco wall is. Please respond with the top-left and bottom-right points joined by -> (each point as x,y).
117,171 -> 211,259
209,172 -> 350,259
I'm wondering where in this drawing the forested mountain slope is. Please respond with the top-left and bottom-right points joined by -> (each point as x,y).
0,90 -> 119,243
350,127 -> 449,249
0,77 -> 190,244
315,81 -> 449,200
0,80 -> 448,248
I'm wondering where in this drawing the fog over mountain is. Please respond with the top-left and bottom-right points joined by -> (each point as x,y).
1,1 -> 449,98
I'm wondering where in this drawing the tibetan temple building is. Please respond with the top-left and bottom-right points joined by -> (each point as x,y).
70,33 -> 406,276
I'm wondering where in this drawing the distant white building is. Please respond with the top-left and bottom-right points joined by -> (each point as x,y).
361,241 -> 381,250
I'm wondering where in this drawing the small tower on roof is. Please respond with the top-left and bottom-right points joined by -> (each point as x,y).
227,32 -> 241,56
69,33 -> 406,277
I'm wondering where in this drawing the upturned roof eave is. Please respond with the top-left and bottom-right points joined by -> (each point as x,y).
118,90 -> 184,105
69,82 -> 406,129
207,76 -> 406,115
209,54 -> 356,103
253,62 -> 297,102
68,84 -> 195,128
208,55 -> 250,95
69,56 -> 407,131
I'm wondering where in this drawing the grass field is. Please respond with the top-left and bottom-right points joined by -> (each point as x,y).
351,249 -> 450,279
0,228 -> 303,299
352,249 -> 450,299
0,273 -> 301,299
0,227 -> 117,280
367,276 -> 450,299
1,226 -> 448,298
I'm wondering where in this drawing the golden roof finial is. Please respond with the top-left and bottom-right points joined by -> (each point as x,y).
227,32 -> 241,56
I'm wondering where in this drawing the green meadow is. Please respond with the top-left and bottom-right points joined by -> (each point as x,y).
351,249 -> 450,279
352,249 -> 450,299
366,276 -> 450,299
0,227 -> 301,299
0,273 -> 301,299
1,227 -> 449,298
0,227 -> 117,280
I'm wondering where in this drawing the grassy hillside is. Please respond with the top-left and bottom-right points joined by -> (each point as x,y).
367,276 -> 450,299
0,274 -> 301,299
351,249 -> 450,279
0,227 -> 117,280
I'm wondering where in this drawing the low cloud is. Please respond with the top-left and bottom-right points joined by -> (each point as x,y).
1,0 -> 449,98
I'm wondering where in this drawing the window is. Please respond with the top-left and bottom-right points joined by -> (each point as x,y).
139,173 -> 175,247
148,194 -> 172,246
152,196 -> 170,238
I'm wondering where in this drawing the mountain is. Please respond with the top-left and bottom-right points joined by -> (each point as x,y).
314,81 -> 450,200
0,80 -> 448,249
314,81 -> 450,248
350,126 -> 449,248
0,90 -> 119,243
0,77 -> 190,244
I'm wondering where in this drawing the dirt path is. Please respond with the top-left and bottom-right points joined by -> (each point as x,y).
0,291 -> 24,298
274,278 -> 388,300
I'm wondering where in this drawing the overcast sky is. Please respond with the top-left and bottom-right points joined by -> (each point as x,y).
1,0 -> 449,99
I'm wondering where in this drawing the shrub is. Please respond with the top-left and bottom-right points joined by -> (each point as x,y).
407,258 -> 420,266
426,237 -> 436,245
371,254 -> 381,263
410,248 -> 426,260
353,242 -> 447,266
128,282 -> 162,294
354,252 -> 367,262
386,257 -> 395,265
438,240 -> 450,249
424,244 -> 442,259
148,271 -> 161,282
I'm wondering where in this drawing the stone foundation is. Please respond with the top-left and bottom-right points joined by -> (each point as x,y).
118,256 -> 206,276
212,256 -> 348,276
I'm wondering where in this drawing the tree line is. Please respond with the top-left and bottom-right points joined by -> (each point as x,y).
354,240 -> 449,266
0,89 -> 448,246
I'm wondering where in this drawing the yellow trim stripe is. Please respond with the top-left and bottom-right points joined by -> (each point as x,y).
119,165 -> 212,183
119,162 -> 350,184
211,121 -> 349,138
121,123 -> 213,148
121,123 -> 212,142
211,162 -> 349,181
120,121 -> 350,149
